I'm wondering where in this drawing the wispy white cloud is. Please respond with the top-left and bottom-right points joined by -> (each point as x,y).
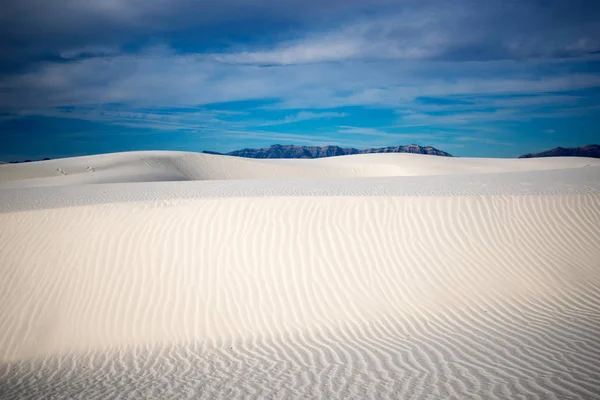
21,106 -> 245,132
409,95 -> 582,112
454,136 -> 513,146
3,48 -> 600,122
273,75 -> 600,109
335,125 -> 515,147
59,45 -> 123,60
337,126 -> 389,136
207,2 -> 600,66
210,19 -> 442,66
259,111 -> 348,126
398,109 -> 523,126
336,126 -> 446,145
20,105 -> 350,133
214,38 -> 363,65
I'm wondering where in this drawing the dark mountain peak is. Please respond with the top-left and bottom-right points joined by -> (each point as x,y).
361,144 -> 451,157
203,144 -> 452,159
519,144 -> 600,159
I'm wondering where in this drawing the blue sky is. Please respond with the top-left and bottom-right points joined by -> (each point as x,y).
1,0 -> 599,160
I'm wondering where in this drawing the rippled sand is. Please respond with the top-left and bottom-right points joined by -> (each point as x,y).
1,152 -> 600,399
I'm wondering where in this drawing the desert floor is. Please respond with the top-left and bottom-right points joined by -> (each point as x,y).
1,152 -> 600,399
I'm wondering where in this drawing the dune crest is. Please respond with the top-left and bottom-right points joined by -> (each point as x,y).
1,150 -> 599,188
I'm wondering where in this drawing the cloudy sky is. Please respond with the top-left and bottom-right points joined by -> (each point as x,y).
1,0 -> 599,160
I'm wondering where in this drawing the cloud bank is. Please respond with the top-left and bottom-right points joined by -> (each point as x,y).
0,0 -> 599,157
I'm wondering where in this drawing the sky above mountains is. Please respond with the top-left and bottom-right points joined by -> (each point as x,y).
1,0 -> 599,160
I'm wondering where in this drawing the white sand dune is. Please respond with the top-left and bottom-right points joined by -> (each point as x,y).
1,150 -> 598,188
1,151 -> 600,399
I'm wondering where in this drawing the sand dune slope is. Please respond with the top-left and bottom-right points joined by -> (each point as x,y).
1,152 -> 600,399
1,150 -> 599,188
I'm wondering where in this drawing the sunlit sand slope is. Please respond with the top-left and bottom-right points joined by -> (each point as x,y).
1,152 -> 600,399
1,150 -> 599,188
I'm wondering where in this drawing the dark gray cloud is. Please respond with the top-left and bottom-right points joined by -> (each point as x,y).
0,0 -> 599,116
1,0 -> 599,65
0,0 -> 394,60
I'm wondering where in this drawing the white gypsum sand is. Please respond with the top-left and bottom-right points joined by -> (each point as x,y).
1,151 -> 600,399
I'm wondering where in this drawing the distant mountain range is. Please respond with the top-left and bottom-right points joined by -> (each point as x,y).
204,144 -> 453,158
519,144 -> 600,159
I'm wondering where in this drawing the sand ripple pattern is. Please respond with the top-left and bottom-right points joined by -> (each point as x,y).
1,194 -> 600,399
1,166 -> 600,213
